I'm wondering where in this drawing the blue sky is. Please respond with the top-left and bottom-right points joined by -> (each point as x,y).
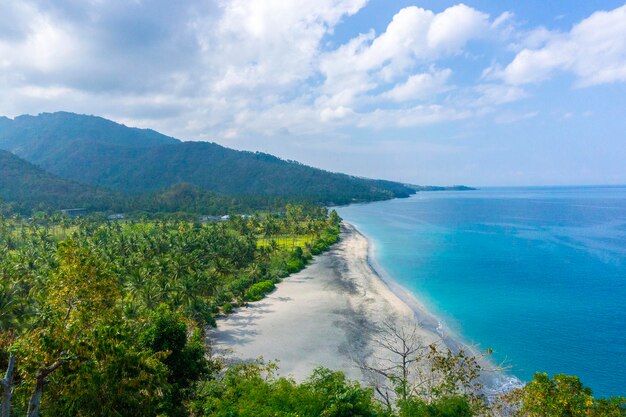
1,1 -> 625,186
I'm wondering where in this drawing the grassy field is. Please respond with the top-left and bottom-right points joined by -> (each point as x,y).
257,234 -> 314,250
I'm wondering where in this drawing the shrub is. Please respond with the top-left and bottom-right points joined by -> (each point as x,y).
399,396 -> 473,417
286,258 -> 305,273
244,280 -> 276,301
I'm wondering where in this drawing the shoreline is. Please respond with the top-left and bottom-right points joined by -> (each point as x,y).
210,221 -> 520,393
355,222 -> 523,395
359,223 -> 478,355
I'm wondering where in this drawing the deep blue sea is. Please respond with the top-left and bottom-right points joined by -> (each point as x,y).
336,186 -> 626,398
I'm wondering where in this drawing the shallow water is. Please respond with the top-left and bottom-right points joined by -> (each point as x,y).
336,186 -> 626,397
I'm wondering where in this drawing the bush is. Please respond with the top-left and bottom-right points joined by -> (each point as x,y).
286,258 -> 305,273
192,364 -> 385,417
502,373 -> 626,417
222,303 -> 234,314
244,280 -> 276,301
399,396 -> 473,417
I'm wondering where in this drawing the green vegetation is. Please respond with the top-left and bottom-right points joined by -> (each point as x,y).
0,153 -> 313,215
0,113 -> 478,215
190,363 -> 387,417
0,112 -> 178,160
498,373 -> 626,417
0,205 -> 342,416
0,153 -> 347,216
0,112 -> 417,206
245,280 -> 275,302
0,204 -> 624,416
0,150 -> 118,213
0,115 -> 620,415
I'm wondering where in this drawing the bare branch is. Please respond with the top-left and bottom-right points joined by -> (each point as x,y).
1,353 -> 16,417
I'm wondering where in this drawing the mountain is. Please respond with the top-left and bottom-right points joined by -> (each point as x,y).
0,150 -> 283,215
0,112 -> 178,164
0,112 -> 416,205
0,116 -> 11,134
0,150 -> 116,211
31,140 -> 414,202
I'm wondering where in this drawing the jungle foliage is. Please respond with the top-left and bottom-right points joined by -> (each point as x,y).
0,205 -> 623,416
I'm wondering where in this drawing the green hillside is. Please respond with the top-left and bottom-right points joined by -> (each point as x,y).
0,150 -> 116,211
0,111 -> 178,163
0,151 -> 280,215
0,112 -> 415,205
35,140 -> 413,203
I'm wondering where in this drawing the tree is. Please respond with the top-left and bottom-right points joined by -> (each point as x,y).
1,352 -> 15,417
0,207 -> 344,415
140,305 -> 210,417
328,209 -> 342,227
299,367 -> 386,417
191,361 -> 387,417
357,320 -> 490,415
47,321 -> 169,417
398,396 -> 473,417
500,373 -> 626,417
12,240 -> 120,416
359,321 -> 428,408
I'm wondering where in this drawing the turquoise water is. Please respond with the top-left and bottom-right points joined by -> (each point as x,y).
336,186 -> 626,398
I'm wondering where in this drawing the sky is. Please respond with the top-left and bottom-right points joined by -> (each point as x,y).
1,1 -> 625,186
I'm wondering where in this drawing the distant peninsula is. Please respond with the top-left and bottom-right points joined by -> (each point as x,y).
409,185 -> 476,191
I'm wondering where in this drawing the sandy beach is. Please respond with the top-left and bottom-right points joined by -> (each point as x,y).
209,222 -> 444,384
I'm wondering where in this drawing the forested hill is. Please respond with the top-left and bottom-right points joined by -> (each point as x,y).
0,151 -> 294,215
0,150 -> 116,211
0,112 -> 415,205
30,140 -> 413,201
0,112 -> 178,163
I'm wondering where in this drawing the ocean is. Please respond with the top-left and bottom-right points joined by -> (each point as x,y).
336,186 -> 626,398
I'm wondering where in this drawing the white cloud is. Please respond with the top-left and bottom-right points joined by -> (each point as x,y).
5,1 -> 607,142
320,106 -> 355,122
381,68 -> 453,102
205,0 -> 367,91
319,4 -> 492,108
427,4 -> 490,53
472,84 -> 528,107
311,4 -> 508,129
491,11 -> 514,30
358,104 -> 470,128
499,4 -> 626,87
0,3 -> 84,74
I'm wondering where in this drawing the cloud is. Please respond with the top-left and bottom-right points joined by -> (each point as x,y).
427,4 -> 490,53
499,4 -> 626,87
318,4 -> 492,107
6,1 -> 618,144
472,84 -> 528,107
380,68 -> 453,102
0,3 -> 82,73
1,1 -> 509,137
206,0 -> 367,91
320,106 -> 355,122
358,104 -> 471,128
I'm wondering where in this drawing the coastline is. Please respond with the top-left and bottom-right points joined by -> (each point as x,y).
357,222 -> 523,395
210,221 -> 519,393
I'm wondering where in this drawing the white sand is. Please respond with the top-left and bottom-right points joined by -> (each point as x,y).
209,222 -> 446,383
